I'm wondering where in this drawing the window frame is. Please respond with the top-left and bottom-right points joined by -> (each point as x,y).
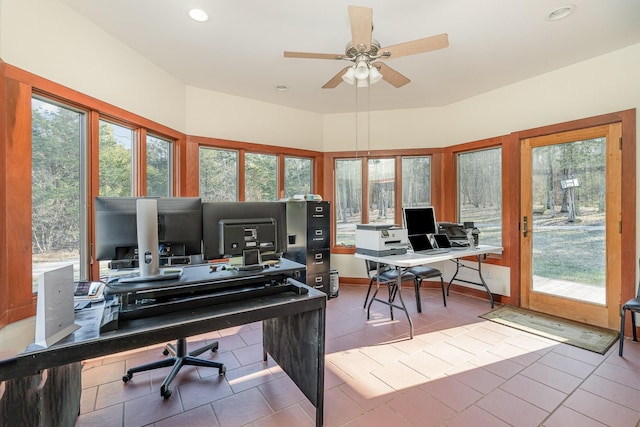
187,135 -> 322,202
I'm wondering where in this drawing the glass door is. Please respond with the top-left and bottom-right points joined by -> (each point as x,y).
520,124 -> 622,329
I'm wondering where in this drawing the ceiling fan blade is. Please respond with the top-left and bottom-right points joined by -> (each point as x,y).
348,5 -> 373,52
284,51 -> 346,60
376,63 -> 411,88
322,67 -> 351,89
380,33 -> 449,59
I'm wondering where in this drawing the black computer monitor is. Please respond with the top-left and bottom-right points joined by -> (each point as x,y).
94,197 -> 203,261
403,206 -> 438,235
202,202 -> 287,260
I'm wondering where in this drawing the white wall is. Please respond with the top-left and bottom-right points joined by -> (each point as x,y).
0,0 -> 187,131
186,86 -> 322,150
329,43 -> 640,295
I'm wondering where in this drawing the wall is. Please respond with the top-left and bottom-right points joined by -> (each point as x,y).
0,0 -> 187,132
328,43 -> 640,294
185,86 -> 322,150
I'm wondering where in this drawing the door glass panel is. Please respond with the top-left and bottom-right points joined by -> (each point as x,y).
99,120 -> 134,196
245,153 -> 278,201
284,156 -> 312,197
367,158 -> 395,225
457,148 -> 502,246
402,156 -> 431,207
32,98 -> 86,290
335,159 -> 362,246
199,147 -> 238,201
146,134 -> 172,197
531,138 -> 606,304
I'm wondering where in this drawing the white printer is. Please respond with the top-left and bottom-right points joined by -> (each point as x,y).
355,224 -> 408,256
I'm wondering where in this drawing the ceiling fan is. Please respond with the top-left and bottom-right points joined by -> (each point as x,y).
284,5 -> 449,89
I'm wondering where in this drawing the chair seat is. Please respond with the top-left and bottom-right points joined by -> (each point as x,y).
379,269 -> 416,282
409,266 -> 442,279
623,298 -> 640,311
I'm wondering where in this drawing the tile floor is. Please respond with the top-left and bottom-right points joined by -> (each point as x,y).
76,284 -> 640,427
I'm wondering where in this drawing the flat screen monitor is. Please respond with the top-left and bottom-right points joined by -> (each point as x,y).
202,202 -> 287,260
94,197 -> 203,261
403,206 -> 438,235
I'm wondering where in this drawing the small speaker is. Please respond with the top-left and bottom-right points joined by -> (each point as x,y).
35,264 -> 80,348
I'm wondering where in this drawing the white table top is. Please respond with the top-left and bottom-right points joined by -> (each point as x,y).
354,244 -> 503,268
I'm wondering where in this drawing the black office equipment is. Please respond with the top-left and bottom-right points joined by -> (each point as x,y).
202,201 -> 287,261
437,222 -> 471,247
402,206 -> 438,235
282,201 -> 331,294
94,196 -> 203,266
433,233 -> 452,248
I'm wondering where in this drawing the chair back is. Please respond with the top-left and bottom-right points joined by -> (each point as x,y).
364,259 -> 389,279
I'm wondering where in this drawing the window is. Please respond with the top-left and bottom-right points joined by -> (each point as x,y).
335,159 -> 362,246
245,152 -> 277,201
146,134 -> 172,197
284,156 -> 312,197
402,156 -> 431,207
31,97 -> 87,290
457,147 -> 502,246
199,147 -> 238,201
99,120 -> 134,196
368,158 -> 395,225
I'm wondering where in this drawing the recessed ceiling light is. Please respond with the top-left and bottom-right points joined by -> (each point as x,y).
188,9 -> 209,22
546,5 -> 576,21
275,85 -> 288,92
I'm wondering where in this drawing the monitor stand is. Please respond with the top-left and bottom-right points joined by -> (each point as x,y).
118,199 -> 182,284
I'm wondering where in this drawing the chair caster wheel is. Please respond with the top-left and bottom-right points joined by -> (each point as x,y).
219,366 -> 226,376
122,373 -> 132,383
161,388 -> 172,399
162,348 -> 170,356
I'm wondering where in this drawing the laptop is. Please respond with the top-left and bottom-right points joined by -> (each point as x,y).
408,234 -> 450,255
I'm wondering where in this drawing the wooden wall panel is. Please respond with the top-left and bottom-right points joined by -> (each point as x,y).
3,76 -> 36,322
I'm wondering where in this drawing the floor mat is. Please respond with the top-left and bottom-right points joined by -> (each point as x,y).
481,305 -> 618,354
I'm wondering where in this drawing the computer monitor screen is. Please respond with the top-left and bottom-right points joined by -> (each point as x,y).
202,202 -> 287,260
403,206 -> 438,235
94,197 -> 203,261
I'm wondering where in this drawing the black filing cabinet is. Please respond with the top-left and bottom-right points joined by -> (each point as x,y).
283,201 -> 331,295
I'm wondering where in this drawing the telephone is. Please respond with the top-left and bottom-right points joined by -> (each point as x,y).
74,281 -> 105,301
437,222 -> 479,247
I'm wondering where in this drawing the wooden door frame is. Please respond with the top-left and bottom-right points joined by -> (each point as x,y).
507,110 -> 635,332
520,124 -> 621,328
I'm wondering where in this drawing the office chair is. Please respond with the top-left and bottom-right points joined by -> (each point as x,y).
409,266 -> 446,313
363,260 -> 416,319
122,337 -> 226,399
619,259 -> 640,356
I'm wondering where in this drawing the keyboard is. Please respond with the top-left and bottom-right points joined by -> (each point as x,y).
416,248 -> 450,255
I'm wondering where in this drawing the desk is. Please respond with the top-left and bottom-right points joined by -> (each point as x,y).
0,263 -> 326,426
355,244 -> 503,338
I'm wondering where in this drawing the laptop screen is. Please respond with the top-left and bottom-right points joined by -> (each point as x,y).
433,233 -> 452,248
408,234 -> 433,252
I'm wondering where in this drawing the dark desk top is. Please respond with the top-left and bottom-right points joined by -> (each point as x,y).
0,269 -> 326,382
106,258 -> 305,298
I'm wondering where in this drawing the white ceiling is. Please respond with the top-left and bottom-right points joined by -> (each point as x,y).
58,0 -> 640,114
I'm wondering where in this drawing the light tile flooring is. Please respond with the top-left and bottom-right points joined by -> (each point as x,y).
76,284 -> 640,427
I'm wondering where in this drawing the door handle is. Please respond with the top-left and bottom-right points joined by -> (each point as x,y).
523,216 -> 528,237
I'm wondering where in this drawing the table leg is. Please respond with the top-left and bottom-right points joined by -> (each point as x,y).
446,255 -> 494,308
394,271 -> 414,339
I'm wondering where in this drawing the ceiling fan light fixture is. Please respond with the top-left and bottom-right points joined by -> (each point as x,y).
354,61 -> 370,80
341,66 -> 356,85
369,65 -> 382,84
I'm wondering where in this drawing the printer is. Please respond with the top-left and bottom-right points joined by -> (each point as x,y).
355,224 -> 408,256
